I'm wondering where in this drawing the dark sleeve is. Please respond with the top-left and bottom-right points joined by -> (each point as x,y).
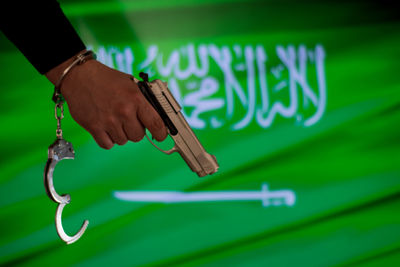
0,0 -> 86,74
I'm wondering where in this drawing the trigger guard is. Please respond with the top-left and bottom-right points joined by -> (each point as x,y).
145,133 -> 177,155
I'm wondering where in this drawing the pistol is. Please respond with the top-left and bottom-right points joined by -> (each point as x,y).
133,72 -> 219,177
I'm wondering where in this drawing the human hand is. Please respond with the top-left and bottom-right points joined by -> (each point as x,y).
45,51 -> 168,149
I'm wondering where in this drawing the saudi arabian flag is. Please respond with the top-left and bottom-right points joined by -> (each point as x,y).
0,0 -> 399,266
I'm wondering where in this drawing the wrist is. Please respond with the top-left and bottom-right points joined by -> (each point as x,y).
45,49 -> 87,85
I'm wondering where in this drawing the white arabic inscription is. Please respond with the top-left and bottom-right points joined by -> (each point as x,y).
91,43 -> 327,130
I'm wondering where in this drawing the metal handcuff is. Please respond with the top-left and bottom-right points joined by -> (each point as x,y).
43,50 -> 95,244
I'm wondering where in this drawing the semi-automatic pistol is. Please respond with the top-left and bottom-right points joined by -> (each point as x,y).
133,72 -> 219,177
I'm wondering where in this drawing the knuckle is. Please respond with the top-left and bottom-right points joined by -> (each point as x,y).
117,105 -> 134,119
130,92 -> 144,108
103,116 -> 117,128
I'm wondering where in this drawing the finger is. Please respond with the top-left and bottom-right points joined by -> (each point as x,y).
89,128 -> 114,149
106,125 -> 128,145
101,114 -> 129,145
137,102 -> 168,142
122,118 -> 145,142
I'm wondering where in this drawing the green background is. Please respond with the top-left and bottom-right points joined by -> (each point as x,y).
1,0 -> 399,266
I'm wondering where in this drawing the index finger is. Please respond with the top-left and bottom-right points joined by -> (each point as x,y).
137,98 -> 168,142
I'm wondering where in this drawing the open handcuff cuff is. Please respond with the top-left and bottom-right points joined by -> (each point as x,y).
44,50 -> 95,244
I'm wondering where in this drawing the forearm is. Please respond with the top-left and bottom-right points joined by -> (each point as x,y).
0,0 -> 85,75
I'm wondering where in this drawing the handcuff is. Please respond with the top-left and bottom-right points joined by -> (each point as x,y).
43,50 -> 95,244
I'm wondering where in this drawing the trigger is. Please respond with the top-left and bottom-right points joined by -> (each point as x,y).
145,133 -> 177,155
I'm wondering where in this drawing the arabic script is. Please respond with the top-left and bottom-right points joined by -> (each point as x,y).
91,43 -> 327,130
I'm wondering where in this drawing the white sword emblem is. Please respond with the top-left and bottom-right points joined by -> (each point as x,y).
114,183 -> 296,207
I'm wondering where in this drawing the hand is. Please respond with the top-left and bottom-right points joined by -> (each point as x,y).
45,51 -> 168,149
